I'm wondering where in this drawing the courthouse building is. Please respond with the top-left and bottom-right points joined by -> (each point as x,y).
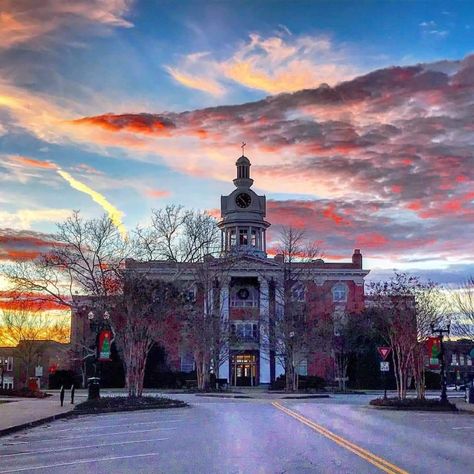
72,154 -> 369,386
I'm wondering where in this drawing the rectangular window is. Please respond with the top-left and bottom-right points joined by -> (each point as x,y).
6,357 -> 13,372
467,356 -> 472,366
451,353 -> 457,365
297,359 -> 308,376
239,229 -> 248,245
459,354 -> 465,366
180,352 -> 195,373
251,230 -> 257,246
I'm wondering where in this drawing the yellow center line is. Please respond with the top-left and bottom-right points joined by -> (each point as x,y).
272,401 -> 409,474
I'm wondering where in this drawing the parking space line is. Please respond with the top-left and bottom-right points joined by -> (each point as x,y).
272,402 -> 409,474
30,419 -> 185,434
0,452 -> 163,473
3,427 -> 177,445
0,438 -> 170,458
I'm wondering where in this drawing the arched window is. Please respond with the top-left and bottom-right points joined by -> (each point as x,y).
332,283 -> 348,302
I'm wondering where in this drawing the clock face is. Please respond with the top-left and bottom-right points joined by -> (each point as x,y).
235,193 -> 251,208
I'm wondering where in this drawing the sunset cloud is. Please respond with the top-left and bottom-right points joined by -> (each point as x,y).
166,32 -> 357,95
0,209 -> 71,230
2,52 -> 474,266
145,189 -> 171,199
0,229 -> 56,262
0,0 -> 133,49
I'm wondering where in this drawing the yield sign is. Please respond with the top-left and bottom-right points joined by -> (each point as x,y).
377,347 -> 391,361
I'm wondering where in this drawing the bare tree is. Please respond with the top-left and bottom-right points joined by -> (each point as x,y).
452,276 -> 474,341
270,226 -> 326,391
3,212 -> 129,308
369,272 -> 447,399
137,205 -> 228,391
112,274 -> 181,397
181,259 -> 235,390
136,205 -> 220,262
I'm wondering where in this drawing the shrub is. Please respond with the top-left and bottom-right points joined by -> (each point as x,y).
370,397 -> 457,411
0,387 -> 51,398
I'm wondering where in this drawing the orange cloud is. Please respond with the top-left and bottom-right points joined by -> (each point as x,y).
145,189 -> 171,199
73,113 -> 176,135
165,66 -> 225,96
10,155 -> 57,169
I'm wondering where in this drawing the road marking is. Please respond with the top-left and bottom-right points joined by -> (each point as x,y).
272,402 -> 409,474
0,437 -> 170,458
33,418 -> 185,434
452,426 -> 474,430
0,452 -> 163,473
3,427 -> 176,445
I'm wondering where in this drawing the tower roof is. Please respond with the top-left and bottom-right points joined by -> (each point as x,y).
236,155 -> 251,166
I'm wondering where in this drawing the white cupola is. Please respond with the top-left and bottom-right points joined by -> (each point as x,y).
218,152 -> 270,258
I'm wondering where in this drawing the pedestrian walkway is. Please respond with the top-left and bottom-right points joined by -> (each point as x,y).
455,400 -> 474,414
0,393 -> 75,436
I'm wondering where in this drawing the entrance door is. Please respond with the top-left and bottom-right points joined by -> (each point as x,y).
232,354 -> 257,386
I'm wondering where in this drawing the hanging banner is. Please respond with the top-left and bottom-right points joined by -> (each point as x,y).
426,336 -> 440,369
98,329 -> 112,361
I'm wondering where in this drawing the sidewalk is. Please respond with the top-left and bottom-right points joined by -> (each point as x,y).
454,399 -> 474,414
0,393 -> 76,437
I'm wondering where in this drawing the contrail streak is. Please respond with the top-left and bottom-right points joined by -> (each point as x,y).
57,170 -> 127,239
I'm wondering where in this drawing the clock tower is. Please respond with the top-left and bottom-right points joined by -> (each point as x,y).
219,153 -> 270,257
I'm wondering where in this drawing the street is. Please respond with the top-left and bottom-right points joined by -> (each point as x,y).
0,394 -> 473,473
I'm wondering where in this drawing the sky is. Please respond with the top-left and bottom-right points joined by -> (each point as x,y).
0,0 -> 473,293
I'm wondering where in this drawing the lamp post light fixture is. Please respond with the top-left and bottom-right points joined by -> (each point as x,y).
430,321 -> 451,404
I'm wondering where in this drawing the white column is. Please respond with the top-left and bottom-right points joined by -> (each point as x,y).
219,281 -> 230,383
259,277 -> 271,384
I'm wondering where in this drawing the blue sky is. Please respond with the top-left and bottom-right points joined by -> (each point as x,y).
0,0 -> 473,285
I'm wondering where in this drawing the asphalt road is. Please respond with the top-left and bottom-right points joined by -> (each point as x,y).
0,394 -> 472,474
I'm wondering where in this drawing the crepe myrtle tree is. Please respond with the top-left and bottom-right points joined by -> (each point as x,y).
369,272 -> 447,400
112,273 -> 182,397
136,204 -> 228,391
266,226 -> 326,392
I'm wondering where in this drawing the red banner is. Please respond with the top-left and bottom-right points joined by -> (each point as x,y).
98,329 -> 112,361
426,336 -> 440,369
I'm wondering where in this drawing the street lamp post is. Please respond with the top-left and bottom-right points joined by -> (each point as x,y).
86,310 -> 111,399
430,321 -> 451,404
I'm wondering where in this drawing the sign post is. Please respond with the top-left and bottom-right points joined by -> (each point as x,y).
377,347 -> 391,399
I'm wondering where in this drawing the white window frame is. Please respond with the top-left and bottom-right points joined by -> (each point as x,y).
6,357 -> 13,372
332,283 -> 348,303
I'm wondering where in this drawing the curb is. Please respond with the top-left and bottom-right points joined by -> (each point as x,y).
281,395 -> 331,399
194,394 -> 252,399
0,411 -> 74,438
73,402 -> 188,414
367,404 -> 459,412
